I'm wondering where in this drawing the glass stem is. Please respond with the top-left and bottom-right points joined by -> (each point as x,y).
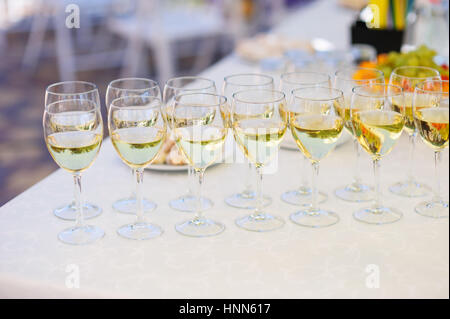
187,165 -> 194,197
243,161 -> 253,196
407,133 -> 416,183
73,174 -> 83,227
195,169 -> 205,221
353,138 -> 362,186
433,151 -> 442,203
135,168 -> 145,224
311,161 -> 319,212
253,165 -> 264,217
130,168 -> 136,198
298,154 -> 309,191
372,158 -> 382,210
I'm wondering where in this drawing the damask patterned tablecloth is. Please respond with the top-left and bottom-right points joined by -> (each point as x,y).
0,130 -> 448,298
0,0 -> 448,299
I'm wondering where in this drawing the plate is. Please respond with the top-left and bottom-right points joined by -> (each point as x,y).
146,163 -> 189,172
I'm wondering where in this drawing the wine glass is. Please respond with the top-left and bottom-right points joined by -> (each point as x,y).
172,93 -> 228,237
45,81 -> 102,221
279,72 -> 331,206
43,98 -> 104,245
288,87 -> 345,227
389,66 -> 441,197
351,84 -> 405,224
106,78 -> 161,215
413,79 -> 449,218
333,67 -> 385,202
223,73 -> 274,209
163,76 -> 217,212
108,95 -> 166,240
231,89 -> 288,232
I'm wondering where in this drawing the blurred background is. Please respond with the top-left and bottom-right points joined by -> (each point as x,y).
0,0 -> 448,205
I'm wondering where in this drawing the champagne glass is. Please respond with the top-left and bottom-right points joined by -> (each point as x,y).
334,67 -> 385,202
45,81 -> 102,220
43,98 -> 104,245
106,78 -> 161,215
351,84 -> 405,224
279,72 -> 331,206
108,96 -> 166,240
288,87 -> 345,227
413,79 -> 449,218
172,93 -> 228,237
223,74 -> 274,209
163,77 -> 216,212
389,66 -> 441,197
231,89 -> 288,232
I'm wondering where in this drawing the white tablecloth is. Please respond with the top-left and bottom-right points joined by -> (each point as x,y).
0,0 -> 448,299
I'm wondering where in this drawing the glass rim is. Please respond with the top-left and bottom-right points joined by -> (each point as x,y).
109,95 -> 162,110
174,92 -> 227,107
291,86 -> 343,101
414,79 -> 449,94
224,73 -> 274,87
165,76 -> 216,91
232,89 -> 285,104
334,67 -> 385,82
108,77 -> 159,91
391,66 -> 441,79
280,71 -> 331,85
45,98 -> 98,115
46,81 -> 98,96
352,83 -> 403,98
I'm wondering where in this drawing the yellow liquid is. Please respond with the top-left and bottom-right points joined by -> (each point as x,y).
352,110 -> 404,158
233,119 -> 286,167
290,114 -> 344,162
46,131 -> 102,173
415,107 -> 449,150
111,127 -> 166,168
175,125 -> 227,170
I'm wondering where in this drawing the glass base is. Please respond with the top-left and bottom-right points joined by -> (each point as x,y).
225,192 -> 272,209
389,180 -> 431,198
58,225 -> 104,245
353,206 -> 403,225
54,202 -> 102,220
290,209 -> 339,228
235,213 -> 284,232
117,222 -> 163,240
335,183 -> 374,202
169,195 -> 213,212
175,218 -> 225,237
415,200 -> 449,219
281,186 -> 327,206
112,197 -> 156,214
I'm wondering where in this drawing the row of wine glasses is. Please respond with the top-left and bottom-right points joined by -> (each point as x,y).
43,69 -> 448,245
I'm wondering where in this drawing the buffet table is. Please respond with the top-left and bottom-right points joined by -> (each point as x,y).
0,0 -> 448,299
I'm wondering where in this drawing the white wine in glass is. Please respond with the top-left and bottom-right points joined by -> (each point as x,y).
232,89 -> 287,232
109,96 -> 167,240
163,76 -> 217,213
43,98 -> 104,245
223,74 -> 274,209
413,80 -> 449,218
106,78 -> 161,215
288,87 -> 344,228
45,81 -> 103,221
173,93 -> 228,237
279,72 -> 332,206
389,66 -> 440,197
333,67 -> 385,202
351,83 -> 405,224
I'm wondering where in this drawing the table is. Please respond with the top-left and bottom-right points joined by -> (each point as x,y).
1,0 -> 448,299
